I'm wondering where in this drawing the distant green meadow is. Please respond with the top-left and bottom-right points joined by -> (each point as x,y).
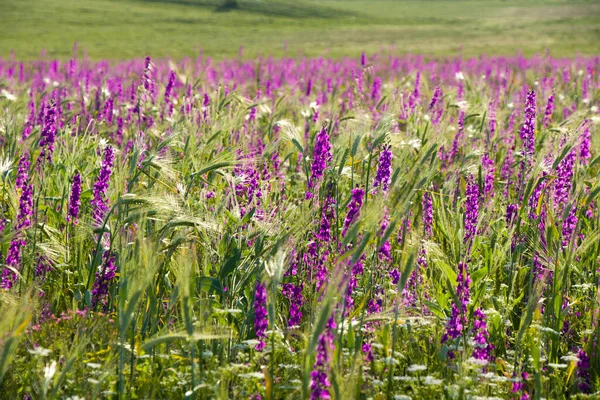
1,0 -> 600,60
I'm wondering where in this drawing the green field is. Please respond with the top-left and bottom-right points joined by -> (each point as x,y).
1,0 -> 600,60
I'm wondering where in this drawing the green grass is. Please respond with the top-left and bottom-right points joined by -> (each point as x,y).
1,0 -> 600,60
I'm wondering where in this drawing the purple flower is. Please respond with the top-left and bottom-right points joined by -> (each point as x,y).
542,94 -> 554,128
580,124 -> 591,165
441,261 -> 471,359
15,152 -> 30,190
67,172 -> 82,224
164,70 -> 176,104
92,251 -> 117,308
91,146 -> 115,226
554,149 -> 575,210
481,153 -> 495,199
345,256 -> 364,311
362,342 -> 373,362
577,348 -> 591,393
520,90 -> 536,162
143,56 -> 154,96
103,97 -> 114,125
16,183 -> 34,231
282,283 -> 303,326
308,125 -> 332,190
318,196 -> 336,242
408,72 -> 421,113
38,100 -> 57,164
2,238 -> 26,289
528,174 -> 546,220
310,316 -> 335,400
378,211 -> 391,260
372,145 -> 392,193
472,308 -> 493,361
342,188 -> 365,237
389,268 -> 400,285
488,100 -> 496,138
464,175 -> 479,243
561,205 -> 578,247
254,282 -> 268,350
428,86 -> 444,125
371,78 -> 382,102
506,203 -> 519,225
422,192 -> 433,237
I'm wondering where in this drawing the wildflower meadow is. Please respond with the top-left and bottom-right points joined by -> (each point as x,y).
0,52 -> 599,399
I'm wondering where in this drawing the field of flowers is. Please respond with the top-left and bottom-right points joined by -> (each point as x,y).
0,53 -> 599,399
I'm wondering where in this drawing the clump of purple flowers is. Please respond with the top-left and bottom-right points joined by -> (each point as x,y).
428,86 -> 444,125
554,149 -> 575,210
472,308 -> 493,362
561,204 -> 578,247
282,283 -> 303,327
441,261 -> 471,359
372,145 -> 392,193
92,251 -> 117,307
577,348 -> 591,393
318,196 -> 336,242
15,152 -> 30,190
464,175 -> 479,243
520,90 -> 537,162
342,187 -> 365,237
91,146 -> 115,226
422,192 -> 433,237
543,94 -> 554,128
67,172 -> 82,224
254,282 -> 268,350
310,316 -> 335,400
308,125 -> 332,193
482,153 -> 495,199
38,100 -> 57,164
579,124 -> 591,165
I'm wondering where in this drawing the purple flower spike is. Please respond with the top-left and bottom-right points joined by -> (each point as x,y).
91,146 -> 115,226
308,125 -> 332,190
373,145 -> 392,193
342,187 -> 365,237
464,175 -> 479,244
310,316 -> 335,399
254,282 -> 268,351
67,172 -> 82,224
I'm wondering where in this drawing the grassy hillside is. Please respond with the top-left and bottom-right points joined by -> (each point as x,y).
1,0 -> 599,60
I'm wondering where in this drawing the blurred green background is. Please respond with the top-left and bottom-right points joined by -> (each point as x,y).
1,0 -> 600,60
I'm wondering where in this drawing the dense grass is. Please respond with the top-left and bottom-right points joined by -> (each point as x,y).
1,0 -> 600,60
0,53 -> 599,398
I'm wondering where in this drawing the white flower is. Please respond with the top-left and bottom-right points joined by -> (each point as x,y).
534,81 -> 539,86
0,90 -> 17,101
548,363 -> 568,369
407,364 -> 427,373
28,347 -> 52,357
0,157 -> 13,176
507,102 -> 514,109
423,114 -> 431,122
457,100 -> 469,111
423,376 -> 443,385
561,354 -> 580,362
591,105 -> 598,113
455,71 -> 465,81
44,360 -> 57,380
408,138 -> 422,149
